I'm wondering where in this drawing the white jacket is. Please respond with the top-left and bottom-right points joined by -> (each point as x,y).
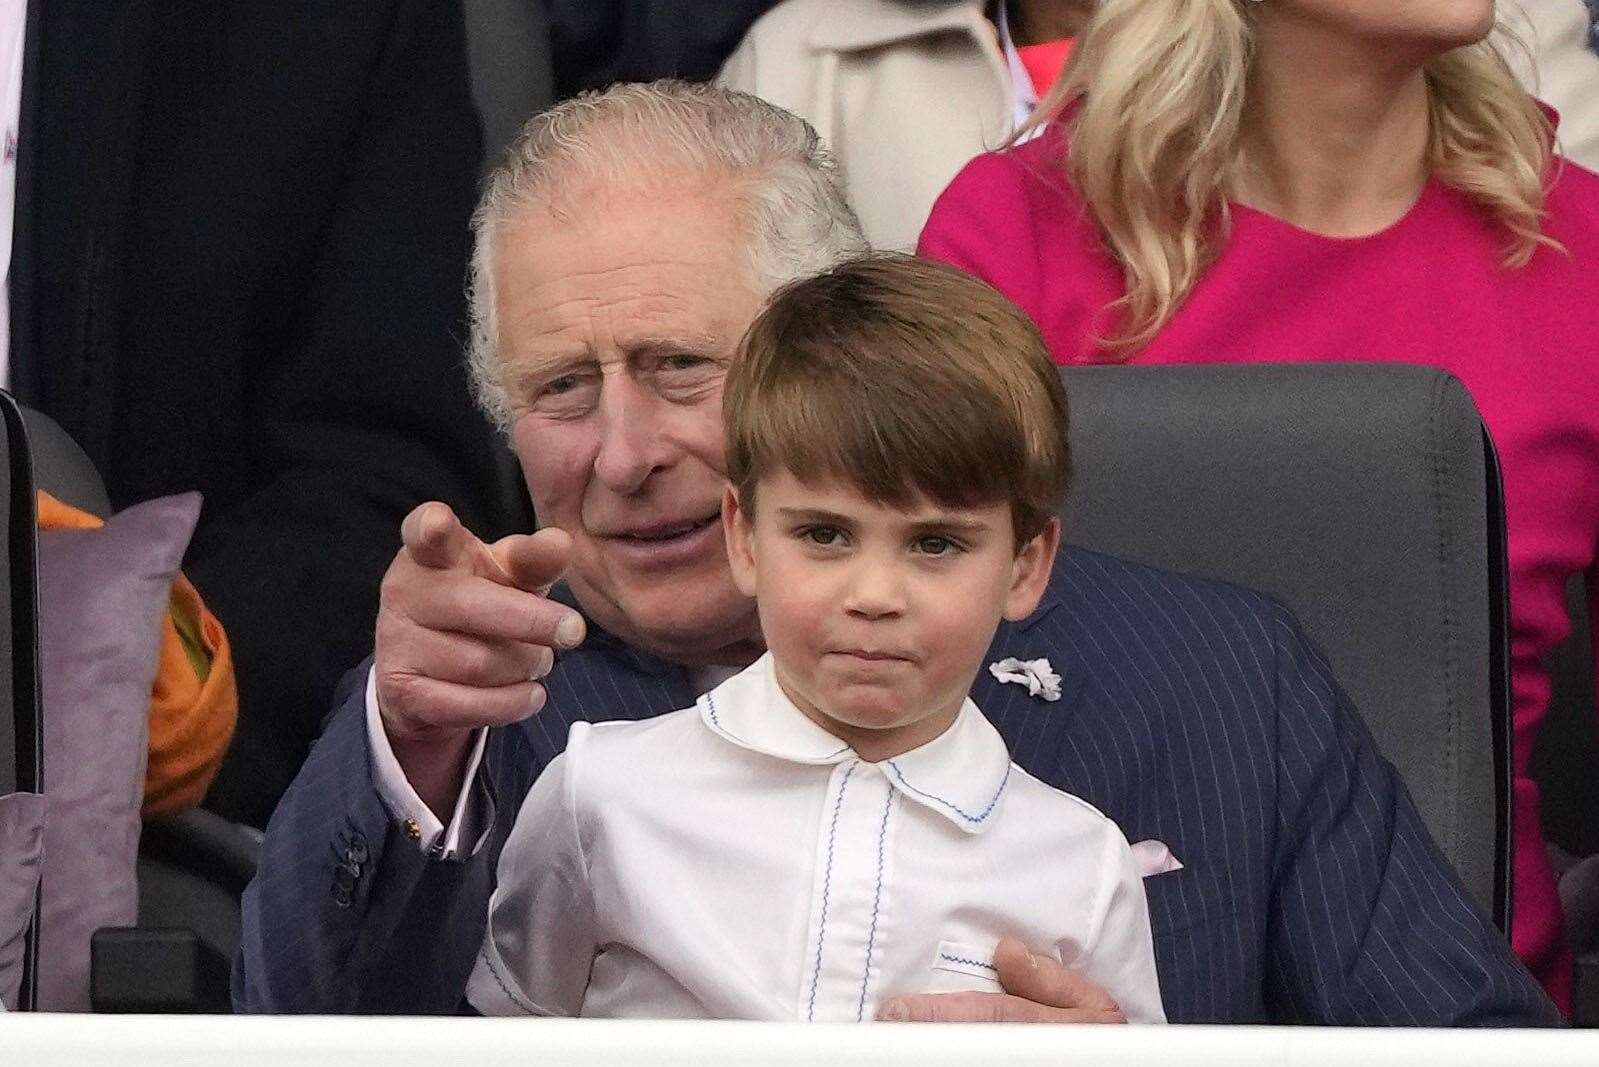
719,0 -> 1012,252
1508,0 -> 1599,171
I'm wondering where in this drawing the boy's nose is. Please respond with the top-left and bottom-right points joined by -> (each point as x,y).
843,562 -> 907,619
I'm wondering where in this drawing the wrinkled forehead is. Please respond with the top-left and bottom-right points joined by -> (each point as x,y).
491,186 -> 766,365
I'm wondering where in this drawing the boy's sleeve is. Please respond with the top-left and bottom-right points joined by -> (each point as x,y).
1068,820 -> 1167,1024
465,729 -> 598,1016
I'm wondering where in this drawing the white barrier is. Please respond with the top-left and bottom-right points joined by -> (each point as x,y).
2,1015 -> 1596,1067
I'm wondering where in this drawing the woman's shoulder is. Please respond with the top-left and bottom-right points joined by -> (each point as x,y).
1547,155 -> 1599,235
941,125 -> 1077,205
921,125 -> 1086,255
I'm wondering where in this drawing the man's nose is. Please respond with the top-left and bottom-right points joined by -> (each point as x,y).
843,559 -> 908,620
592,379 -> 671,493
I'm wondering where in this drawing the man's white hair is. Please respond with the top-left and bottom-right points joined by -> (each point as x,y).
468,80 -> 869,433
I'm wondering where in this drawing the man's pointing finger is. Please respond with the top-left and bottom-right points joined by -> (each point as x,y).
402,502 -> 476,571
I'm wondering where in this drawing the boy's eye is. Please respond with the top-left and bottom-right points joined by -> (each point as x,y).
914,535 -> 960,556
800,525 -> 844,547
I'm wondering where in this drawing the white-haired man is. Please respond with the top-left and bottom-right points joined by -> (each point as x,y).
235,81 -> 1557,1025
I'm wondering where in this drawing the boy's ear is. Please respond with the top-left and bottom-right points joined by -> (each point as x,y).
722,484 -> 759,598
1002,516 -> 1061,622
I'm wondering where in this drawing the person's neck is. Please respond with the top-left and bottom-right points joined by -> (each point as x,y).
1236,16 -> 1433,238
1003,0 -> 1094,46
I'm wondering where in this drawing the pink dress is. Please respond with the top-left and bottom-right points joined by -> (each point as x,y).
920,124 -> 1599,1015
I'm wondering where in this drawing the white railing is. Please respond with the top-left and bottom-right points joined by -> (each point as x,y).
2,1015 -> 1596,1067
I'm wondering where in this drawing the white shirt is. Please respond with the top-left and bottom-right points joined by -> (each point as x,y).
0,0 -> 27,388
995,0 -> 1038,133
366,664 -> 738,857
465,653 -> 1165,1023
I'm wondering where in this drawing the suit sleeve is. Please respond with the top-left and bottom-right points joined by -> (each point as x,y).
193,0 -> 524,829
233,661 -> 535,1014
466,735 -> 598,1016
1260,606 -> 1562,1026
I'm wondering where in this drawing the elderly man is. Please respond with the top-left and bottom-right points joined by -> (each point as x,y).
235,82 -> 1557,1024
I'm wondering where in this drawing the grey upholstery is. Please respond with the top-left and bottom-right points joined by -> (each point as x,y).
19,403 -> 258,1010
0,390 -> 42,1011
463,0 -> 554,169
1060,364 -> 1508,927
22,409 -> 110,520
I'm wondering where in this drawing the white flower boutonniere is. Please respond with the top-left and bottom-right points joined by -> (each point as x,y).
988,656 -> 1062,702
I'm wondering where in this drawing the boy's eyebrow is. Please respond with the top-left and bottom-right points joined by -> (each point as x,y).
774,506 -> 996,536
904,516 -> 993,537
775,507 -> 854,525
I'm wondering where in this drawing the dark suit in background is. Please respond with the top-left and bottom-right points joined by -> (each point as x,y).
547,0 -> 778,96
235,551 -> 1560,1024
10,0 -> 526,827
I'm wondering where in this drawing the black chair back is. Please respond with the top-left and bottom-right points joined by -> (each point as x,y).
1060,364 -> 1510,929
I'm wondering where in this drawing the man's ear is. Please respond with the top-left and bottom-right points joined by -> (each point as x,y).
1002,516 -> 1061,622
722,484 -> 759,598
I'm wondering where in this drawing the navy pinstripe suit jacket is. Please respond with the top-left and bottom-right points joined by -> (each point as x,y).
234,548 -> 1559,1024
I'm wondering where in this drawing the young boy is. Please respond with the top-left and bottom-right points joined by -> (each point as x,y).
465,254 -> 1165,1024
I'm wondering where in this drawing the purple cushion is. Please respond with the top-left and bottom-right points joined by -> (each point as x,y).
36,493 -> 200,1011
0,790 -> 47,1010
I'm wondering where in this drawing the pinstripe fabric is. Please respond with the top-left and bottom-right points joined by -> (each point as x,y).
235,548 -> 1559,1024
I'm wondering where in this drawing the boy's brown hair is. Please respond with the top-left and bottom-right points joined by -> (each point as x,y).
725,253 -> 1070,549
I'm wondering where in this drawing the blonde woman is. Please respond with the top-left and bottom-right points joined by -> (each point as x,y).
919,0 -> 1599,1016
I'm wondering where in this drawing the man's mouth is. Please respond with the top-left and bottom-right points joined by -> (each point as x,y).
601,513 -> 721,570
614,515 -> 718,543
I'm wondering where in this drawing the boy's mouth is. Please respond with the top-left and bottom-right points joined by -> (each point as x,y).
830,647 -> 917,665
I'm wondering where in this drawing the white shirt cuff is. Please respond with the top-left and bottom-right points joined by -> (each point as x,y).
365,666 -> 488,858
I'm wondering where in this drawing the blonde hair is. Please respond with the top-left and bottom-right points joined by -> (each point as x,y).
1023,0 -> 1556,353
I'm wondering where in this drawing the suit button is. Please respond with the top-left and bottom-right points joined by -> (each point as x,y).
331,883 -> 352,909
344,839 -> 369,866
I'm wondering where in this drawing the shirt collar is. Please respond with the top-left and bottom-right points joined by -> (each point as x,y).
698,654 -> 1015,834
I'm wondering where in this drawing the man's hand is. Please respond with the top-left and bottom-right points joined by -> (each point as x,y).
374,502 -> 585,816
875,936 -> 1128,1024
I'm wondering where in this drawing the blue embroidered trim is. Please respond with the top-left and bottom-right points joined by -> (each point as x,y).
479,945 -> 542,1016
885,760 -> 1012,824
855,792 -> 895,1021
703,689 -> 851,759
938,952 -> 998,974
807,762 -> 856,1020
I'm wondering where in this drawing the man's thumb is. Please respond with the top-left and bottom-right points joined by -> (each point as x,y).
489,526 -> 574,594
993,936 -> 1123,1017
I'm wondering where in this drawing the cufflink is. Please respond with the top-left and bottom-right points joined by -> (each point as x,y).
403,817 -> 421,842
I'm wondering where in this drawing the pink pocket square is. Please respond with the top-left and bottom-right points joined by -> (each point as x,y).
1130,839 -> 1184,878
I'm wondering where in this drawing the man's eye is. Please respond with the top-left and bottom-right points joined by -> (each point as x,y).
525,370 -> 599,416
661,353 -> 709,372
914,535 -> 960,556
801,526 -> 844,547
